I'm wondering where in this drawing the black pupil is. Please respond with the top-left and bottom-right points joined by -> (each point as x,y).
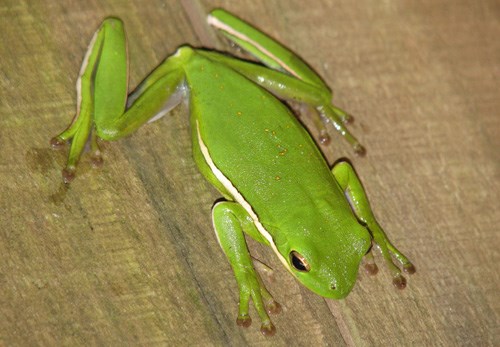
292,254 -> 307,271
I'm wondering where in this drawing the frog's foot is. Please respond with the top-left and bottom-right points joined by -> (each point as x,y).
50,117 -> 103,184
318,104 -> 365,156
331,161 -> 414,288
369,224 -> 416,289
235,269 -> 281,337
290,102 -> 332,146
251,258 -> 282,315
386,244 -> 415,290
51,17 -> 132,184
292,102 -> 363,152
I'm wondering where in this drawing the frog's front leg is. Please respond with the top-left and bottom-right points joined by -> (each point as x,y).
52,18 -> 186,183
331,161 -> 416,288
212,201 -> 281,336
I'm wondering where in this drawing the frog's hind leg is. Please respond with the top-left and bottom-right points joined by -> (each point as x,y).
198,51 -> 365,154
52,17 -> 189,183
331,160 -> 415,288
208,10 -> 362,154
51,18 -> 128,183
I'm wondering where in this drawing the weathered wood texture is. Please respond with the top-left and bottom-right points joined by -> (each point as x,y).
1,0 -> 498,345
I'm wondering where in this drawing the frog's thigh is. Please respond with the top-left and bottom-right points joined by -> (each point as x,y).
211,201 -> 268,274
100,48 -> 196,140
52,18 -> 127,180
92,18 -> 128,129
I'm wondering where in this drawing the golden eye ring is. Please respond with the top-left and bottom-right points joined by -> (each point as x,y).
290,251 -> 310,272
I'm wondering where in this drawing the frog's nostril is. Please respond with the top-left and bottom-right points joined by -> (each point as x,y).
331,283 -> 337,290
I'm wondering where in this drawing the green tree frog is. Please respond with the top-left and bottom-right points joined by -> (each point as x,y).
51,9 -> 415,336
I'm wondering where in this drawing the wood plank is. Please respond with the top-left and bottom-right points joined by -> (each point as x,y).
1,0 -> 498,345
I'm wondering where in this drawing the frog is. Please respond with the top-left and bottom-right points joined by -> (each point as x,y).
51,9 -> 415,336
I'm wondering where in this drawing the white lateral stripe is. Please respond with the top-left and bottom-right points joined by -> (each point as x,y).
211,202 -> 223,247
207,15 -> 301,80
196,121 -> 292,273
73,29 -> 100,126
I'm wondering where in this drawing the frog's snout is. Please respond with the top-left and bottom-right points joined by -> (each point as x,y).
329,280 -> 354,299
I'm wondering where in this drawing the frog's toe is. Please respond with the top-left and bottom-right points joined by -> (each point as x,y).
236,314 -> 252,328
91,151 -> 104,168
354,143 -> 366,156
50,137 -> 66,150
265,299 -> 281,315
343,113 -> 354,124
62,166 -> 76,184
319,131 -> 331,145
260,321 -> 276,337
362,247 -> 379,275
403,263 -> 416,275
364,263 -> 379,276
392,274 -> 407,290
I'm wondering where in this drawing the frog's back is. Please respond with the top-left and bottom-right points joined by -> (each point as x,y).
185,54 -> 343,223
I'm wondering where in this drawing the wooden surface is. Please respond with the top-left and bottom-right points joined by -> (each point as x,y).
1,0 -> 498,345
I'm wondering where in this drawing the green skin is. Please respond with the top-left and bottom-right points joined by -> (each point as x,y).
52,9 -> 415,336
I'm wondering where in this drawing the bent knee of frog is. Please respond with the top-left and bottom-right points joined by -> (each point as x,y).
95,126 -> 122,141
101,17 -> 124,30
173,45 -> 195,59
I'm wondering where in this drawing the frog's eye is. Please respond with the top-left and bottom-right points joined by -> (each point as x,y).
290,251 -> 310,272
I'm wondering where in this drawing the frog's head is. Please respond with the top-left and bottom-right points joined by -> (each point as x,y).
272,211 -> 371,299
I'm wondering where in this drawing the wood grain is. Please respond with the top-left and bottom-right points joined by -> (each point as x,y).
1,0 -> 498,345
